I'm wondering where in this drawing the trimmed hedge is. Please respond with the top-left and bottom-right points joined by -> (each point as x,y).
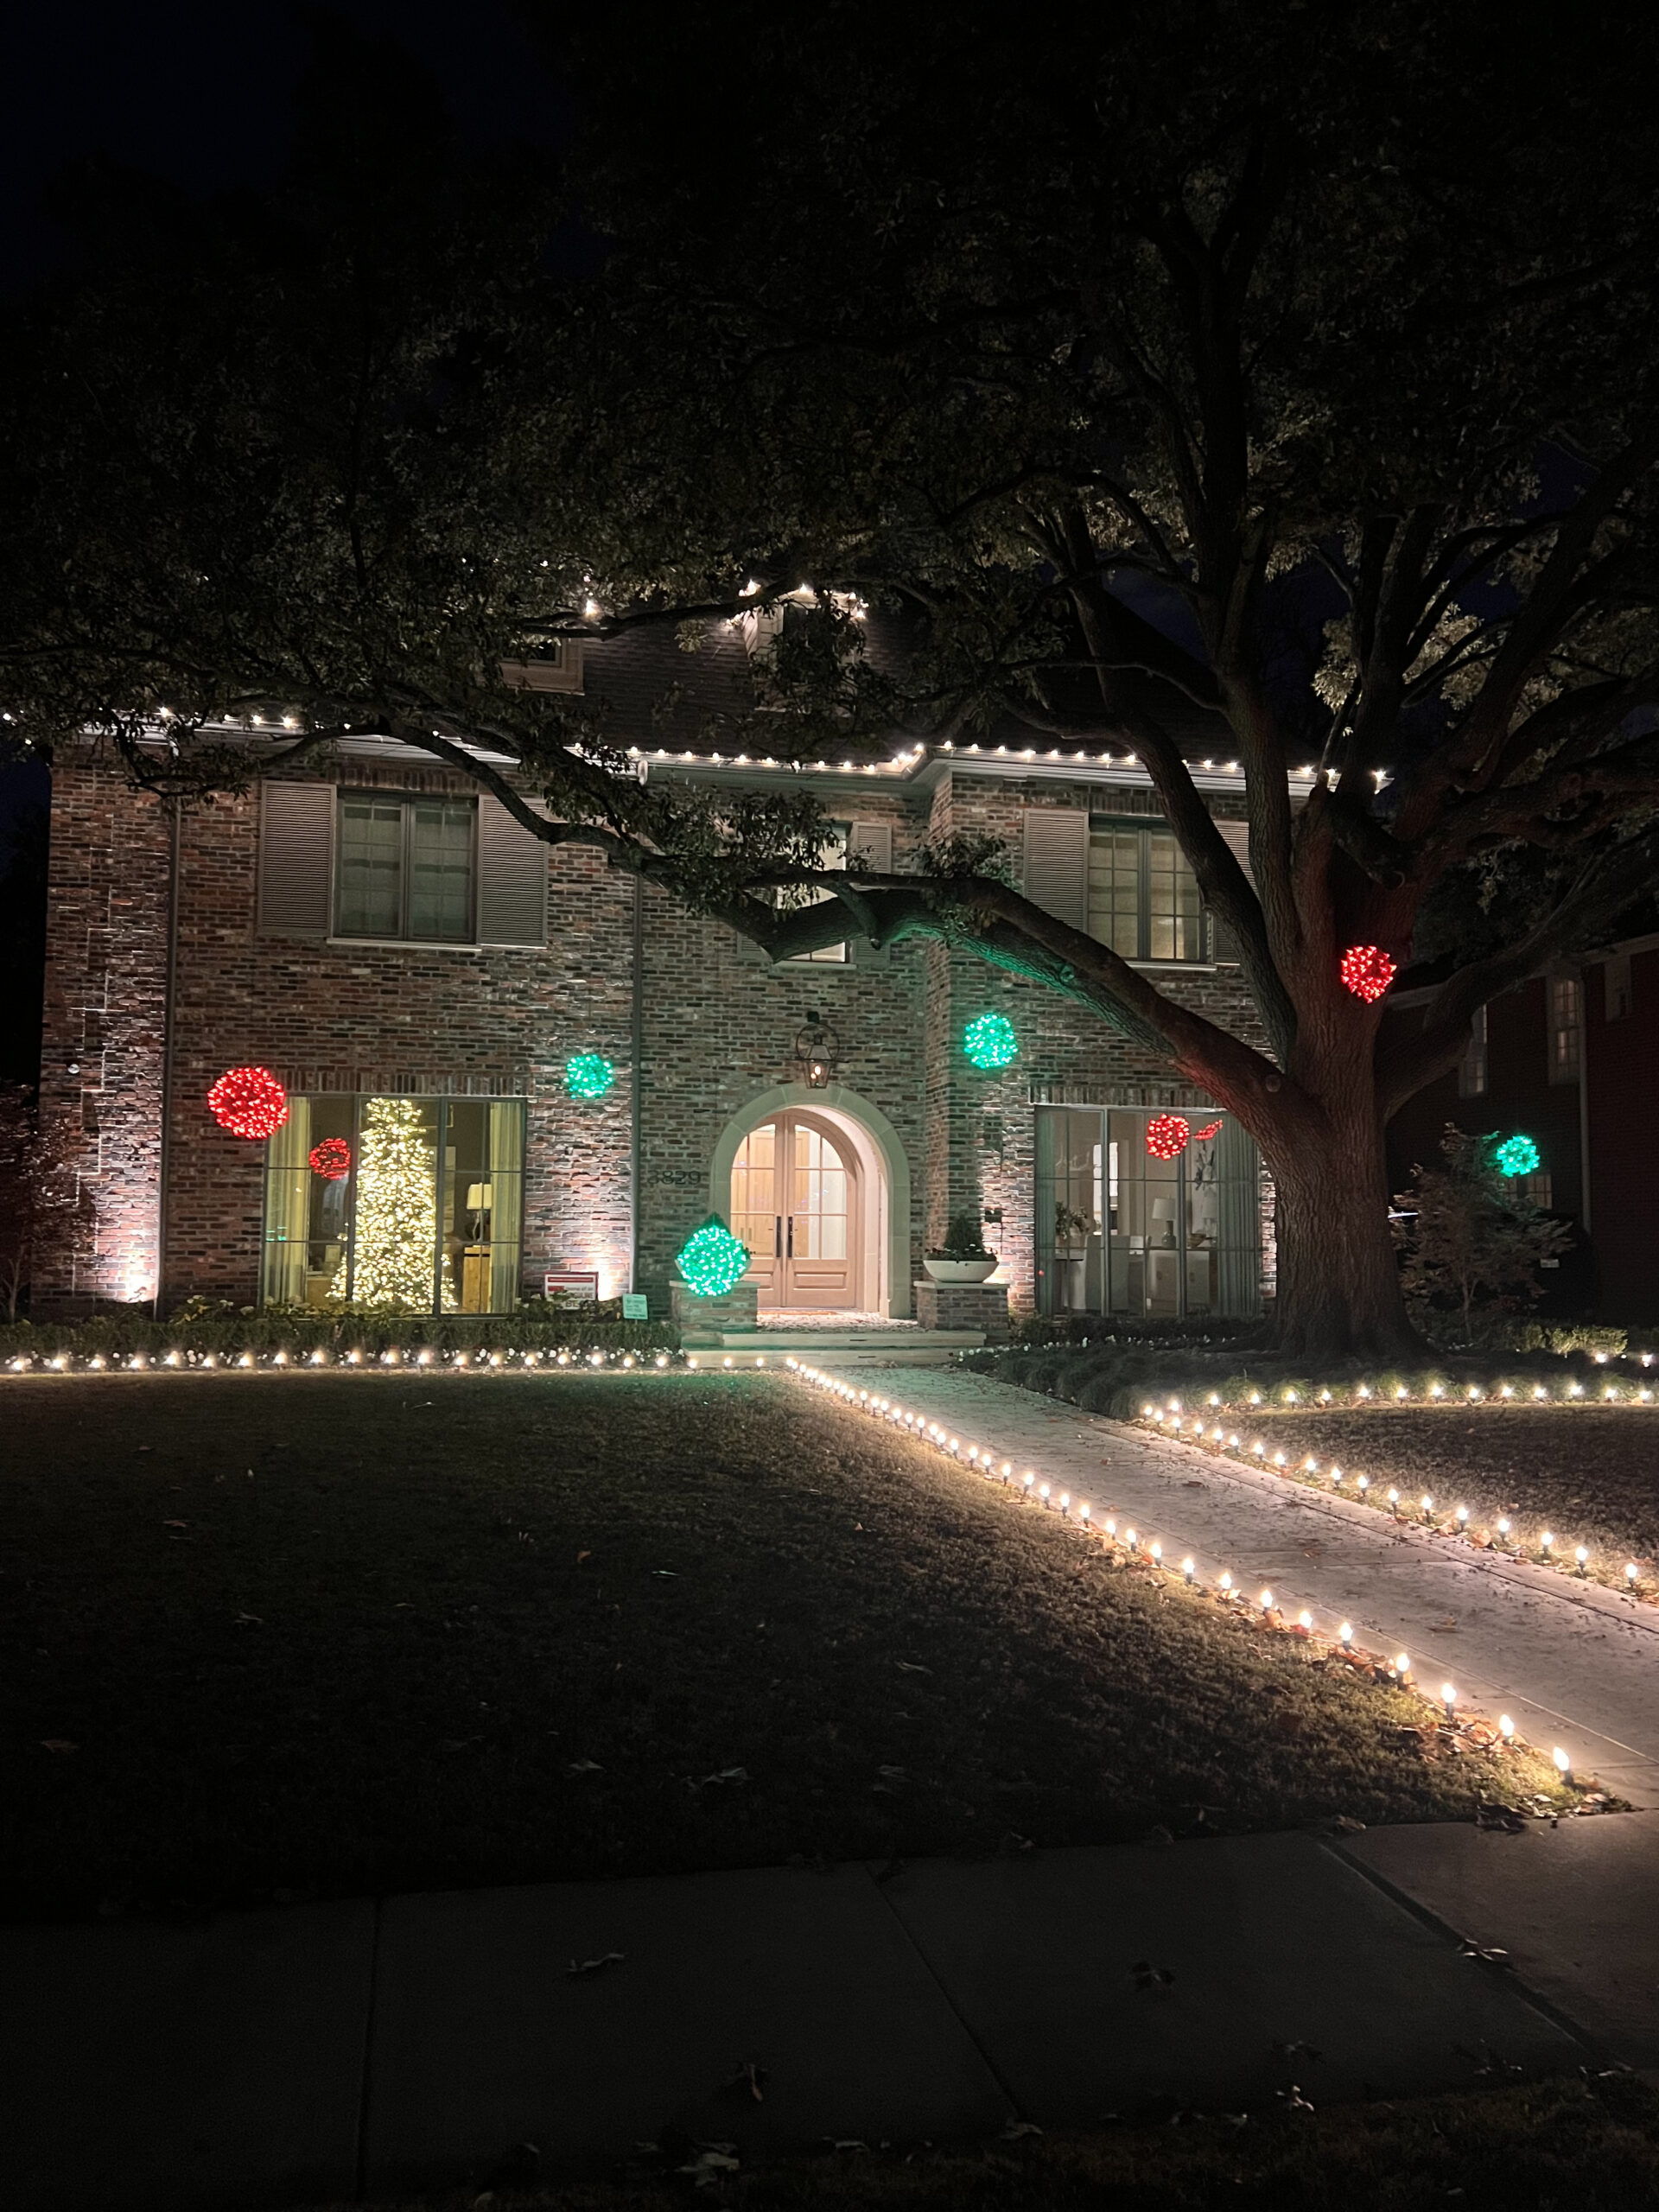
0,1299 -> 678,1362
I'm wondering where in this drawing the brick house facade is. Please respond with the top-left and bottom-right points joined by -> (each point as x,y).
34,632 -> 1277,1326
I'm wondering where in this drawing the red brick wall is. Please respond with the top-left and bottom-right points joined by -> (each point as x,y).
35,753 -> 172,1306
923,772 -> 1267,1310
35,750 -> 1271,1322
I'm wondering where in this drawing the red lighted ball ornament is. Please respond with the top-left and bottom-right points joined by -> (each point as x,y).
207,1065 -> 289,1140
1192,1117 -> 1224,1141
1146,1112 -> 1191,1161
1339,944 -> 1397,1003
308,1136 -> 352,1180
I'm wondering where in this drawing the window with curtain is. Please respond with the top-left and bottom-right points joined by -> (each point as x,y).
335,795 -> 476,943
261,1095 -> 525,1312
1035,1105 -> 1260,1320
1087,822 -> 1207,961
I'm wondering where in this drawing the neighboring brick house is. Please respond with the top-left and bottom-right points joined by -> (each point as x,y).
33,623 -> 1280,1327
1386,938 -> 1659,1324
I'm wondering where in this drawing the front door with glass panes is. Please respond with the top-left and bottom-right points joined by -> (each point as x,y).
1036,1105 -> 1261,1322
729,1111 -> 859,1309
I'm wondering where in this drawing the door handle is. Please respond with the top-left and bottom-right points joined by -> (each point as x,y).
775,1215 -> 782,1259
786,1216 -> 794,1258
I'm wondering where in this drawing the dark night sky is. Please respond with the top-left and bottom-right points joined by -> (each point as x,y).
0,3 -> 564,1077
0,1 -> 563,295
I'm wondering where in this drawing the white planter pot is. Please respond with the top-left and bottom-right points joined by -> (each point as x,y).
923,1257 -> 998,1284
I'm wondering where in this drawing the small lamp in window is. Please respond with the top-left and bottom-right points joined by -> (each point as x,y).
794,1010 -> 840,1089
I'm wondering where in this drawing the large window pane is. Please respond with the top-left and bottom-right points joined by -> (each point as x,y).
1087,831 -> 1141,956
439,1099 -> 524,1313
1036,1106 -> 1261,1321
264,1093 -> 526,1313
337,799 -> 404,936
408,801 -> 474,941
260,1096 -> 313,1306
1089,823 -> 1205,961
1146,831 -> 1205,961
346,1096 -> 446,1310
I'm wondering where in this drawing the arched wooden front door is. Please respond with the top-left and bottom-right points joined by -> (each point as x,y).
729,1110 -> 861,1310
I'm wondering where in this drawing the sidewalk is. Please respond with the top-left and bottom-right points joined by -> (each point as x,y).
839,1369 -> 1659,1802
10,1818 -> 1650,2212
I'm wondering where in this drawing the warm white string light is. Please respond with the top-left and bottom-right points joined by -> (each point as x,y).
6,1344 -> 689,1377
785,1359 -> 1573,1780
1138,1396 -> 1655,1605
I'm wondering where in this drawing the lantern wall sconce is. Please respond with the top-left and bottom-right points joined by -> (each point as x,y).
794,1009 -> 840,1089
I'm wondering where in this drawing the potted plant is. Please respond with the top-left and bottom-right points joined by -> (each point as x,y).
924,1211 -> 1000,1284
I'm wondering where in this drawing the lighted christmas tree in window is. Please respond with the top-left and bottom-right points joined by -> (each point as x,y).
332,1096 -> 454,1310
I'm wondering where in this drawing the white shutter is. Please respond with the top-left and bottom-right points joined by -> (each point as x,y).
1021,807 -> 1089,931
257,782 -> 334,938
849,819 -> 893,965
848,819 -> 892,874
1211,818 -> 1254,962
1214,818 -> 1254,886
476,796 -> 548,946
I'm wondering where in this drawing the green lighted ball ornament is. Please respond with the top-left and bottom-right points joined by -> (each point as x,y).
676,1219 -> 751,1298
564,1053 -> 616,1101
963,1011 -> 1019,1070
1495,1133 -> 1541,1179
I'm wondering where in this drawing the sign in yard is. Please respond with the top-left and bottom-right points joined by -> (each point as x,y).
543,1269 -> 600,1304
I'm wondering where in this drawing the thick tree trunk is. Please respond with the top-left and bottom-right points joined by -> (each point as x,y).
1264,1096 -> 1424,1363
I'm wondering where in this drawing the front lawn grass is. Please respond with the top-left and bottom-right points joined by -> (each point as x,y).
0,1373 -> 1559,1920
1254,1406 -> 1659,1578
306,2073 -> 1659,2211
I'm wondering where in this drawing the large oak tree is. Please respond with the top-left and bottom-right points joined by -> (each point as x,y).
6,4 -> 1659,1354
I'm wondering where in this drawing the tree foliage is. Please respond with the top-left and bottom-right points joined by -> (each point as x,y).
5,4 -> 1659,1349
1394,1128 -> 1573,1344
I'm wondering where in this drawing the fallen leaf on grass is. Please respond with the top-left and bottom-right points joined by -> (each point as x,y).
824,2139 -> 869,2152
685,1766 -> 749,1790
998,2121 -> 1043,2141
678,2145 -> 740,2187
233,1612 -> 264,1626
39,1738 -> 79,1753
162,1518 -> 189,1529
566,1759 -> 604,1775
652,1569 -> 677,1578
1459,1942 -> 1511,1964
576,1549 -> 591,1562
1319,1815 -> 1366,1835
1273,2040 -> 1324,2061
1130,1960 -> 1175,1989
566,1951 -> 626,1977
1476,1801 -> 1528,1832
1276,2085 -> 1316,2112
894,1660 -> 932,1674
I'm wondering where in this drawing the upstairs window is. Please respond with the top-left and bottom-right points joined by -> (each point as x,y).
1088,821 -> 1206,962
779,823 -> 850,964
1548,975 -> 1582,1084
1458,1004 -> 1488,1097
336,795 -> 476,944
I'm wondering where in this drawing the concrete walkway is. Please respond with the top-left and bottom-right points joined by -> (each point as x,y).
10,1819 -> 1655,2212
836,1369 -> 1659,1802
